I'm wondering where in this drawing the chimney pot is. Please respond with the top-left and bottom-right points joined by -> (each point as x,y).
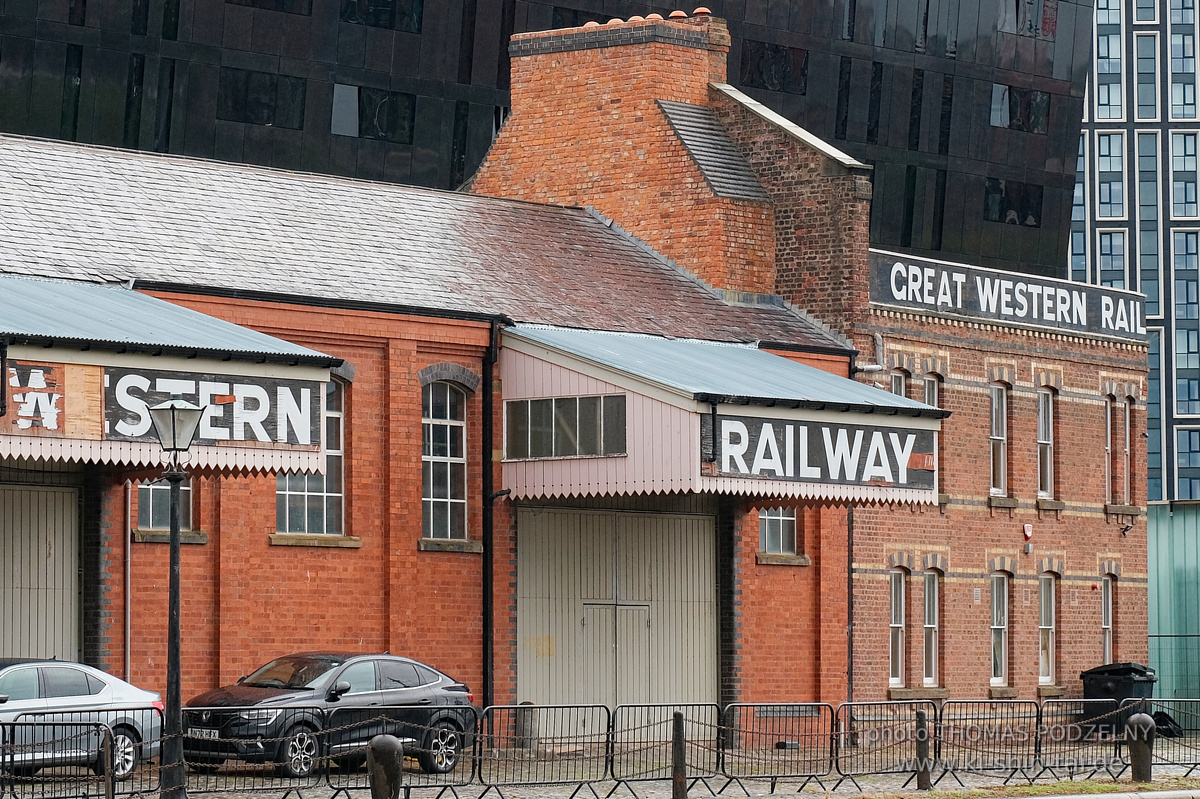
693,6 -> 711,14
607,18 -> 623,23
583,20 -> 599,26
668,9 -> 687,16
628,14 -> 644,20
647,12 -> 663,18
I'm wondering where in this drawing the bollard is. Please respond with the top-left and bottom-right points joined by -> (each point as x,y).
672,711 -> 686,799
102,728 -> 115,799
914,709 -> 931,791
515,701 -> 539,750
366,734 -> 405,799
1126,712 -> 1156,783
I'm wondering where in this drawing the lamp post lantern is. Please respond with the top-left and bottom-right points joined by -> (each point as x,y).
148,397 -> 205,799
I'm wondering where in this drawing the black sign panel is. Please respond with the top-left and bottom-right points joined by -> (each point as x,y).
105,367 -> 323,447
715,414 -> 936,489
868,251 -> 1147,340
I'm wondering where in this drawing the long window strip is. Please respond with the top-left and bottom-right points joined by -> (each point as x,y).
1037,390 -> 1054,497
1102,576 -> 1114,662
923,571 -> 938,686
990,386 -> 1007,494
991,574 -> 1008,685
422,381 -> 467,540
1039,575 -> 1056,684
889,570 -> 905,686
275,379 -> 343,534
1139,132 -> 1161,314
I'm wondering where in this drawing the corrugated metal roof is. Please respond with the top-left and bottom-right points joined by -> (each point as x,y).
0,275 -> 336,365
657,100 -> 770,202
0,135 -> 845,351
507,325 -> 946,417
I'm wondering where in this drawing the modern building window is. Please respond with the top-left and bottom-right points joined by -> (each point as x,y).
338,0 -> 422,31
1137,35 -> 1158,120
923,570 -> 939,686
138,479 -> 191,530
1174,0 -> 1195,23
1137,0 -> 1156,20
1099,231 -> 1127,287
331,85 -> 416,144
990,385 -> 1008,495
1097,133 -> 1125,217
1102,575 -> 1115,662
990,84 -> 1050,133
739,40 -> 809,94
1037,389 -> 1054,498
759,507 -> 797,555
999,0 -> 1056,38
1097,0 -> 1121,24
1071,135 -> 1089,282
1175,134 -> 1200,216
217,67 -> 306,130
889,569 -> 906,686
423,381 -> 467,540
1139,133 -> 1161,313
505,395 -> 626,459
1149,331 -> 1164,501
984,178 -> 1043,226
1039,574 -> 1057,685
1173,34 -> 1198,120
991,573 -> 1009,686
276,379 -> 344,535
1179,428 -> 1200,497
1096,82 -> 1124,120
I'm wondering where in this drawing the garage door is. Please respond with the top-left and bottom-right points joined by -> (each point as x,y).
516,508 -> 717,707
0,485 -> 80,659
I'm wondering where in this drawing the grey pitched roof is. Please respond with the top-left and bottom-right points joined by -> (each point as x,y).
657,100 -> 769,201
508,325 -> 946,417
0,275 -> 337,364
0,135 -> 846,351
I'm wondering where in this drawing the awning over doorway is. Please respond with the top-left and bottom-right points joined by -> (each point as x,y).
1,276 -> 339,473
501,325 -> 947,504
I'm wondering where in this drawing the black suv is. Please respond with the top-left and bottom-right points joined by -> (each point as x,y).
183,653 -> 475,777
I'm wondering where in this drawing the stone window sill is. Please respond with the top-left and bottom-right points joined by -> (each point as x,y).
1036,499 -> 1065,511
756,552 -> 812,566
132,529 -> 209,545
1038,684 -> 1068,697
989,686 -> 1018,699
269,534 -> 363,548
888,686 -> 949,700
988,496 -> 1019,509
419,538 -> 483,554
1105,504 -> 1142,516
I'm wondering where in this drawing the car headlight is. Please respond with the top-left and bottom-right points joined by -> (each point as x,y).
237,709 -> 281,723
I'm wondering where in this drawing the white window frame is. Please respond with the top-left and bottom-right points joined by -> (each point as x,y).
422,381 -> 468,540
1122,399 -> 1132,502
1173,131 -> 1200,219
923,571 -> 939,687
1039,574 -> 1057,685
990,386 -> 1008,496
991,573 -> 1009,686
890,371 -> 907,397
1102,575 -> 1115,662
138,478 -> 192,531
1135,33 -> 1161,121
1038,389 -> 1054,498
276,379 -> 344,535
889,569 -> 906,687
1105,397 -> 1115,504
1095,131 -> 1127,219
759,507 -> 798,555
923,375 -> 939,407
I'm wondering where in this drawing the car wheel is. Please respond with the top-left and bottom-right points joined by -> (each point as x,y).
92,726 -> 140,781
417,721 -> 462,775
277,726 -> 319,779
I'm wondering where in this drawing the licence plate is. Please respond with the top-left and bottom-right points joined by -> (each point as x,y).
187,728 -> 219,740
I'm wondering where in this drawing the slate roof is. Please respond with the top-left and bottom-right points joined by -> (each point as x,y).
657,100 -> 770,201
508,325 -> 946,417
0,275 -> 337,365
0,135 -> 846,351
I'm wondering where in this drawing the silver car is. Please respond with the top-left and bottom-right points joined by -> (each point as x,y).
0,659 -> 162,780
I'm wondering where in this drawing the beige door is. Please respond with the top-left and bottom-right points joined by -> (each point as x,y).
517,507 -> 716,707
0,485 -> 80,659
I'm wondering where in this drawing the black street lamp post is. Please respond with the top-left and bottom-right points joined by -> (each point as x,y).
148,397 -> 205,799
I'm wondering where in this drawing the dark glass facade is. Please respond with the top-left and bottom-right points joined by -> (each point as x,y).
0,0 -> 1091,274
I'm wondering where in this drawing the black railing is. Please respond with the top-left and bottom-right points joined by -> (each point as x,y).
7,698 -> 1198,796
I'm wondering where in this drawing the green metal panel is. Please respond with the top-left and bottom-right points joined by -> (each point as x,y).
1149,504 -> 1200,697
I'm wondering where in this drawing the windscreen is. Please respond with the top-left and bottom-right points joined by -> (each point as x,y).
243,655 -> 343,689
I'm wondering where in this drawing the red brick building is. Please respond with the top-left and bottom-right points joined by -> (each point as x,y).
0,9 -> 1146,716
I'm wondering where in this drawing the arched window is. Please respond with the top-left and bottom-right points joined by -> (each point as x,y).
990,572 -> 1010,686
422,381 -> 467,540
889,569 -> 907,687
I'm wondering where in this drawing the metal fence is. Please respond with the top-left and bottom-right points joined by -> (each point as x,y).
8,698 -> 1196,796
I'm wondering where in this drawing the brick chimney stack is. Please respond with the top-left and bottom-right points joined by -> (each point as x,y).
469,12 -> 778,296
